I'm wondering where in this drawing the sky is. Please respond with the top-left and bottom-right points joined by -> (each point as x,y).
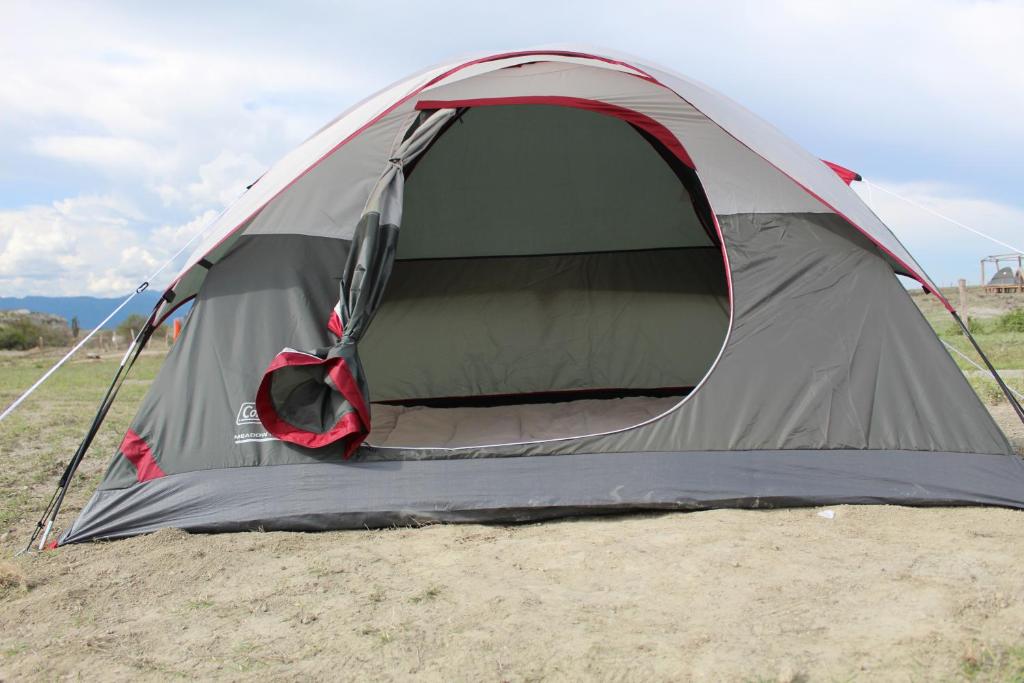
1,0 -> 1022,296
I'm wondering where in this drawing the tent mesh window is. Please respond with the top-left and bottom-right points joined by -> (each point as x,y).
360,104 -> 729,448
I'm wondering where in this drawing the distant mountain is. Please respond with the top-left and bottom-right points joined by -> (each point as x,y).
0,292 -> 164,329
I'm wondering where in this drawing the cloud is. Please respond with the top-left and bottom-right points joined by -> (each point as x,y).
31,135 -> 170,174
155,152 -> 264,211
0,0 -> 1021,296
0,195 -> 212,297
0,3 -> 378,217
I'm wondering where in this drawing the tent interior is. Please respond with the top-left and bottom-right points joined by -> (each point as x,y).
359,104 -> 730,448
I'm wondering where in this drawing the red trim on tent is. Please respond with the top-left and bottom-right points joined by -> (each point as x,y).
255,351 -> 369,455
327,310 -> 344,338
821,159 -> 862,185
416,96 -> 695,169
324,358 -> 370,427
119,429 -> 166,482
153,293 -> 195,329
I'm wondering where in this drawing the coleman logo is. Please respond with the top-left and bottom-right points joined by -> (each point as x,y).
233,401 -> 277,445
236,402 -> 261,425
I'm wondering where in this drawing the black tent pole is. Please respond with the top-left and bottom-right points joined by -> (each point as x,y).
21,322 -> 155,553
950,311 -> 1024,426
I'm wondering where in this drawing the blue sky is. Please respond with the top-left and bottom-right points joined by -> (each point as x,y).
1,0 -> 1022,295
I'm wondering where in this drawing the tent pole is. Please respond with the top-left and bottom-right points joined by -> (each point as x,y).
21,322 -> 155,553
950,311 -> 1024,426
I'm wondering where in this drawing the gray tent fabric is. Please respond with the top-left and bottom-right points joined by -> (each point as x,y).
57,53 -> 1024,545
63,213 -> 1024,545
398,104 -> 713,259
361,248 -> 728,402
62,449 -> 1024,543
255,110 -> 456,454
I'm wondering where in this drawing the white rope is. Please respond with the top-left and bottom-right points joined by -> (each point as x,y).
0,201 -> 235,424
865,180 -> 1024,255
941,339 -> 1024,402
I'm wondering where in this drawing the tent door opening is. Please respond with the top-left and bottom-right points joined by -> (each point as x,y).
359,102 -> 730,449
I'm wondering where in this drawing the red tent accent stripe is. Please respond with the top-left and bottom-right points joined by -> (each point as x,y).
821,159 -> 862,185
119,429 -> 166,482
324,357 -> 370,429
327,310 -> 344,338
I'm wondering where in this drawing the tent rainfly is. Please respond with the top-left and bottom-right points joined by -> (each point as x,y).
39,47 -> 1024,546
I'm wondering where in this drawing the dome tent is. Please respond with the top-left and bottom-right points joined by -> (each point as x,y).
988,266 -> 1021,286
53,47 -> 1024,545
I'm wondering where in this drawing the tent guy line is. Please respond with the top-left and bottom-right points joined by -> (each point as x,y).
0,196 -> 239,426
942,339 -> 1024,402
864,179 -> 1024,256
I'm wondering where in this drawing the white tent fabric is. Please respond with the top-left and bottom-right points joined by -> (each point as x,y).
155,47 -> 944,324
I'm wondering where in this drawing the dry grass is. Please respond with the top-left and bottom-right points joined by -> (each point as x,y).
0,561 -> 27,592
961,642 -> 1024,682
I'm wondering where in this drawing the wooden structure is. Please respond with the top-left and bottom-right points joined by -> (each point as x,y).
981,253 -> 1024,294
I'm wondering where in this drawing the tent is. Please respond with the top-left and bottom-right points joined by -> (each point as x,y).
988,267 -> 1022,287
54,47 -> 1024,545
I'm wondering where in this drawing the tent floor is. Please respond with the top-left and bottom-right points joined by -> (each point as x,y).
61,448 -> 1024,544
367,394 -> 683,449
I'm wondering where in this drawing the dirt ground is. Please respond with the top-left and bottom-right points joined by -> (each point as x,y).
2,328 -> 1024,680
1,506 -> 1023,681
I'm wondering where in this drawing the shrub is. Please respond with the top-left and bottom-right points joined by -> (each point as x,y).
944,316 -> 986,336
994,309 -> 1024,333
0,318 -> 41,350
115,313 -> 149,342
0,312 -> 73,350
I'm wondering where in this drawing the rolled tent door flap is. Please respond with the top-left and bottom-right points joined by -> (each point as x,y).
256,109 -> 457,455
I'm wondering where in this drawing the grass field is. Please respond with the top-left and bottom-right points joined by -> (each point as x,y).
0,289 -> 1023,680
